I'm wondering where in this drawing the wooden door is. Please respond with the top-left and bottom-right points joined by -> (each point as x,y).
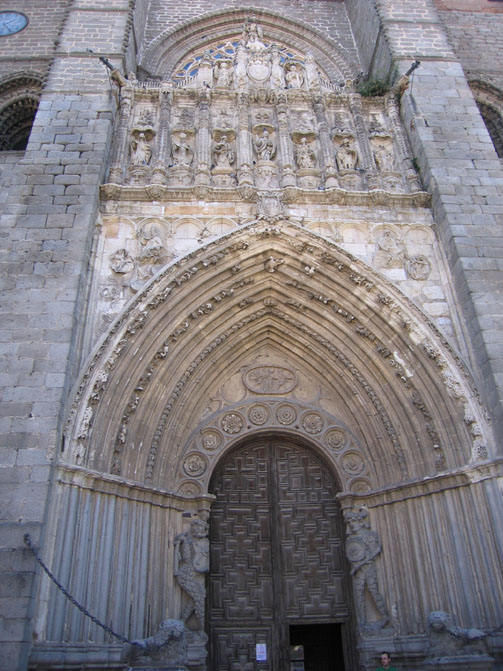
208,438 -> 351,671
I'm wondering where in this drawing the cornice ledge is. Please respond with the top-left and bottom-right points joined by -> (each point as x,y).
337,457 -> 503,509
99,182 -> 431,208
55,462 -> 215,507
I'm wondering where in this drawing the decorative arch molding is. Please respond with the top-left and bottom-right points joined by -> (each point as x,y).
468,78 -> 503,159
139,7 -> 359,83
64,221 -> 491,494
0,71 -> 43,151
175,398 -> 376,496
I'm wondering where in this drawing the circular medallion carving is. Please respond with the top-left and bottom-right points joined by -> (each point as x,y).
243,366 -> 297,394
302,412 -> 324,434
248,404 -> 269,426
275,403 -> 297,425
221,412 -> 244,434
178,480 -> 203,496
350,478 -> 372,494
346,537 -> 366,563
199,429 -> 223,451
183,452 -> 208,477
341,452 -> 365,475
324,428 -> 347,450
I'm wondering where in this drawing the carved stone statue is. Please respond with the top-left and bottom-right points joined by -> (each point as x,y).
304,51 -> 319,89
172,133 -> 193,166
296,137 -> 316,169
243,17 -> 266,53
126,618 -> 188,667
286,63 -> 304,89
426,611 -> 490,660
130,132 -> 152,166
270,45 -> 285,89
213,135 -> 234,167
234,42 -> 248,88
373,143 -> 396,172
336,137 -> 358,171
174,517 -> 209,631
344,507 -> 388,631
215,59 -> 233,88
254,128 -> 276,161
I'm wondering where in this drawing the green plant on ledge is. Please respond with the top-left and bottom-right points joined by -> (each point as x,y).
356,78 -> 390,97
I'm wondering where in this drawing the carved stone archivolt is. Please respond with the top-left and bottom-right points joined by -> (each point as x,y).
175,399 -> 374,495
66,223 -> 491,493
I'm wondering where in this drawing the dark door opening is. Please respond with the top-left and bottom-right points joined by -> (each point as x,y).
290,623 -> 345,671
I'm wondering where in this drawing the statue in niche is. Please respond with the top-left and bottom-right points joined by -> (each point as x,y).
426,611 -> 490,659
213,135 -> 235,167
243,17 -> 266,53
373,143 -> 396,172
130,132 -> 152,166
172,133 -> 193,166
304,51 -> 320,89
254,128 -> 276,161
286,63 -> 304,89
374,230 -> 404,269
270,45 -> 285,89
214,59 -> 233,87
336,137 -> 359,171
174,517 -> 210,631
126,618 -> 188,667
344,507 -> 388,631
234,42 -> 248,88
295,138 -> 316,168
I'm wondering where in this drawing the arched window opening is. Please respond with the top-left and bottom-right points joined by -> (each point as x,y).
476,100 -> 503,158
0,74 -> 42,152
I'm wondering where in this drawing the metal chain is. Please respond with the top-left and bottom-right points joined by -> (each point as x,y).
24,534 -> 140,646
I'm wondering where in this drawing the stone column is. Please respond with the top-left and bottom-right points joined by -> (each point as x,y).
108,85 -> 134,184
151,85 -> 172,185
385,93 -> 421,192
195,89 -> 211,186
349,93 -> 378,190
237,91 -> 253,187
277,94 -> 296,187
313,94 -> 339,188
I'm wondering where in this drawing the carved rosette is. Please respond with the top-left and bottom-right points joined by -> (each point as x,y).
221,412 -> 244,434
302,412 -> 324,434
248,404 -> 269,425
276,403 -> 297,425
324,428 -> 348,450
183,452 -> 208,477
199,429 -> 223,451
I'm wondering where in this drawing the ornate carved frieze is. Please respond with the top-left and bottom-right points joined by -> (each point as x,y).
175,398 -> 373,495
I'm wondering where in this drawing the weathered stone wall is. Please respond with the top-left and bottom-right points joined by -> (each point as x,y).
0,1 -> 134,667
437,6 -> 503,90
347,0 -> 503,438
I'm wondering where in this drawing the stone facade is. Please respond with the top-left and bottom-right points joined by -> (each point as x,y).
1,2 -> 503,671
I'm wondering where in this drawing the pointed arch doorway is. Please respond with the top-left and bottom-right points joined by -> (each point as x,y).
208,436 -> 355,671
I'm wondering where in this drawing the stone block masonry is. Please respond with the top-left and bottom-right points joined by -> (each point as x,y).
0,1 -> 134,668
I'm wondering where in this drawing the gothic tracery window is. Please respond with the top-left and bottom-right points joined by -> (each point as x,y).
0,74 -> 42,151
